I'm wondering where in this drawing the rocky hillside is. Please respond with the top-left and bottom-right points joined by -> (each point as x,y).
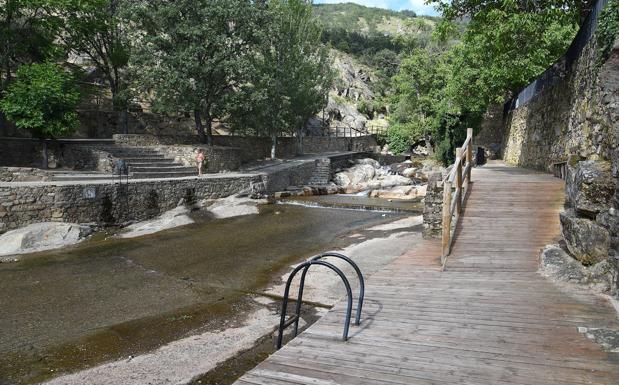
310,3 -> 436,136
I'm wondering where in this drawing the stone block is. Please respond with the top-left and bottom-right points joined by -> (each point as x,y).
568,160 -> 614,217
561,210 -> 610,265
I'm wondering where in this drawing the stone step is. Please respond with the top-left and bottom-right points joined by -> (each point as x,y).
131,171 -> 196,179
51,174 -> 116,181
129,165 -> 195,172
126,160 -> 177,166
122,156 -> 167,162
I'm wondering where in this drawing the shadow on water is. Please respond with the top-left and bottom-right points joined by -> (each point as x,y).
0,203 -> 406,385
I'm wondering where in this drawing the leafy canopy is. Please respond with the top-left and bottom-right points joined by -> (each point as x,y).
228,0 -> 333,148
0,62 -> 80,137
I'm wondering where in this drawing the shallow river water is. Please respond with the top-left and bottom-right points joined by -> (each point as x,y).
0,197 -> 422,385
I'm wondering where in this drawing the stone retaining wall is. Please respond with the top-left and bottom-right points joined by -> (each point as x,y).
156,145 -> 242,172
502,31 -> 619,293
0,175 -> 260,232
114,134 -> 377,163
0,138 -> 115,171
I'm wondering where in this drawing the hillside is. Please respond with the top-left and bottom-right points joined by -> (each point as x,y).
311,3 -> 437,135
313,3 -> 436,36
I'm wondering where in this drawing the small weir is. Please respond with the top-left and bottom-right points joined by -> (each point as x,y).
277,194 -> 423,214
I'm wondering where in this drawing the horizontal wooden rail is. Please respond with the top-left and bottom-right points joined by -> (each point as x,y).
441,127 -> 474,267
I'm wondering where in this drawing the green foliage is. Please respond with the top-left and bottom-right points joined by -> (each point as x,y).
228,0 -> 333,156
0,0 -> 63,91
445,5 -> 577,110
597,0 -> 619,65
0,62 -> 80,138
313,3 -> 417,34
382,120 -> 424,154
132,0 -> 262,143
59,0 -> 132,105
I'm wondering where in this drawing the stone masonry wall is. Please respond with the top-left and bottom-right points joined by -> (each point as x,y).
422,171 -> 445,238
114,134 -> 378,164
502,37 -> 616,171
0,175 -> 260,232
156,145 -> 242,172
0,138 -> 115,171
502,33 -> 619,294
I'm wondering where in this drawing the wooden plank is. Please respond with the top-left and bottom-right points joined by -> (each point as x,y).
235,162 -> 619,385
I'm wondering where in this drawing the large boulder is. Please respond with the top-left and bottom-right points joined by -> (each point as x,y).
120,206 -> 194,238
568,160 -> 614,217
560,211 -> 610,265
539,244 -> 614,293
0,222 -> 93,257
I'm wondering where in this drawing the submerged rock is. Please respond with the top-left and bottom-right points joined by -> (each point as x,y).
204,195 -> 268,219
120,206 -> 194,238
0,222 -> 93,257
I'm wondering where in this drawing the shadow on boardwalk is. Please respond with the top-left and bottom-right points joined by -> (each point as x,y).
236,162 -> 619,385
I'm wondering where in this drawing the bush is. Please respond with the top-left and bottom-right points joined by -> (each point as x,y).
383,120 -> 424,154
597,0 -> 619,66
0,62 -> 80,138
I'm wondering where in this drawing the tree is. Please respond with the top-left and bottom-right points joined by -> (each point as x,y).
132,0 -> 262,144
0,0 -> 61,133
0,62 -> 80,168
59,0 -> 131,134
229,0 -> 333,158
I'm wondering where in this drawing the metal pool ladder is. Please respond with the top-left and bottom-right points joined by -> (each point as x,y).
276,252 -> 365,349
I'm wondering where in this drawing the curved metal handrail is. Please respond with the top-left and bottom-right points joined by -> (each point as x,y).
292,252 -> 364,337
277,260 -> 353,349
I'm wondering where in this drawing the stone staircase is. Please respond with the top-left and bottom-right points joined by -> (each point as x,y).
51,145 -> 196,181
100,146 -> 196,179
307,158 -> 331,186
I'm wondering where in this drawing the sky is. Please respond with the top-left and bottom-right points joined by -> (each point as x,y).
314,0 -> 440,17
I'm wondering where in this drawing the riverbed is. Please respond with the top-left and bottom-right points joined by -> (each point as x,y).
0,197 -> 423,385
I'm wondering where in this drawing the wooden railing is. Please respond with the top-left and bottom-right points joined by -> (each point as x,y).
441,128 -> 474,265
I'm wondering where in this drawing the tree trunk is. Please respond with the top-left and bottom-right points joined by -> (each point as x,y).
205,117 -> 213,146
194,110 -> 207,143
425,133 -> 434,156
270,132 -> 277,160
296,127 -> 304,155
41,139 -> 48,170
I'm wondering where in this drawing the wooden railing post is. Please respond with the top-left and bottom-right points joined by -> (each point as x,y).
455,147 -> 463,214
441,180 -> 452,261
466,127 -> 473,183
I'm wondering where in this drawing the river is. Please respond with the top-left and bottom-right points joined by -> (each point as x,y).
0,196 -> 422,385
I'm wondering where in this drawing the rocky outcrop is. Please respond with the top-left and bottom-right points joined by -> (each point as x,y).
119,206 -> 194,238
568,160 -> 614,217
540,244 -> 616,293
203,195 -> 268,219
332,158 -> 426,199
0,222 -> 93,258
560,210 -> 610,265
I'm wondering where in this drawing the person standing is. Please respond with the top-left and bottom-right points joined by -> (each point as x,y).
196,149 -> 205,176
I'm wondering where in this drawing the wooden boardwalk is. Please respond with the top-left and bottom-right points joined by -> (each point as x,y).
236,162 -> 619,385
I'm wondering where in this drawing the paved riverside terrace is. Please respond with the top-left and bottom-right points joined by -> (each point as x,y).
235,162 -> 619,384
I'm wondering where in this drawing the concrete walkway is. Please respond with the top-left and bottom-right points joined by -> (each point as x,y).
235,162 -> 619,384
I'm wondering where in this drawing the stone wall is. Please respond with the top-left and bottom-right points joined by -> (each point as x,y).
114,134 -> 378,164
502,38 -> 617,171
156,145 -> 242,172
0,168 -> 51,182
501,27 -> 619,294
0,175 -> 260,232
422,171 -> 445,239
0,138 -> 115,171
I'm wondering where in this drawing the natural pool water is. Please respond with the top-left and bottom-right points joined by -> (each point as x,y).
0,200 -> 412,385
